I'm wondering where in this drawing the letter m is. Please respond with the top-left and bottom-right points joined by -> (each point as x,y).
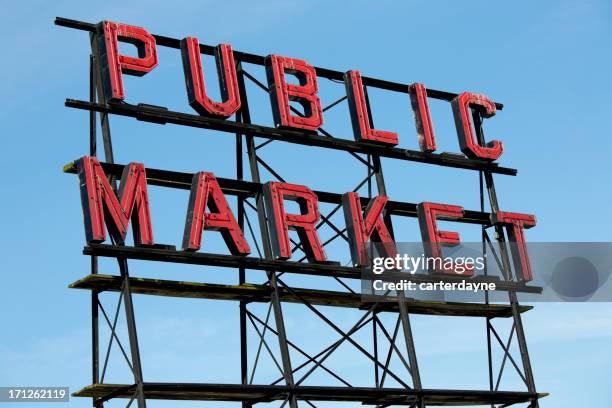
77,156 -> 154,245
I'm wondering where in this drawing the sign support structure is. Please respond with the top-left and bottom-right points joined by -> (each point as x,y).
57,16 -> 545,408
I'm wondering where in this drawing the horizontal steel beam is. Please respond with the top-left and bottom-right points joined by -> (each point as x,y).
64,100 -> 517,175
54,17 -> 503,110
83,244 -> 542,294
73,383 -> 546,405
63,160 -> 493,224
70,274 -> 532,318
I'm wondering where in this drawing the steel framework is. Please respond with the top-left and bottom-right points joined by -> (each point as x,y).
56,17 -> 545,408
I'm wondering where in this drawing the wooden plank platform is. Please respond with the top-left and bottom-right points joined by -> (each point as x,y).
73,383 -> 546,406
70,274 -> 531,318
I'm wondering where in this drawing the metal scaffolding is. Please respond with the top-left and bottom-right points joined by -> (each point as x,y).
56,17 -> 544,408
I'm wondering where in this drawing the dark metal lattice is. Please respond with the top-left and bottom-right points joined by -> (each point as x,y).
55,16 -> 544,408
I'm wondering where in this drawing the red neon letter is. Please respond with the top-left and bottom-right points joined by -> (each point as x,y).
342,192 -> 397,266
180,37 -> 241,118
263,182 -> 326,262
417,202 -> 472,276
344,70 -> 398,145
408,83 -> 436,152
451,92 -> 503,161
265,55 -> 323,131
77,156 -> 154,245
492,211 -> 537,281
96,21 -> 158,102
182,172 -> 250,255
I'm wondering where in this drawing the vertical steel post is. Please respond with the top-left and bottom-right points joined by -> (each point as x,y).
480,171 -> 494,408
89,31 -> 147,408
236,62 -> 297,408
473,112 -> 538,407
89,54 -> 101,408
373,312 -> 379,387
363,87 -> 423,404
236,105 -> 250,408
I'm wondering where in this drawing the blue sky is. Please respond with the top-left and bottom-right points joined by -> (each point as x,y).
0,1 -> 611,407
